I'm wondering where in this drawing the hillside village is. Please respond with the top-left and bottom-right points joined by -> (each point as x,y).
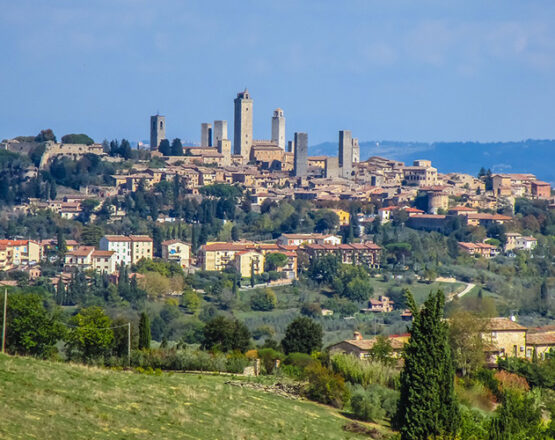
1,92 -> 554,440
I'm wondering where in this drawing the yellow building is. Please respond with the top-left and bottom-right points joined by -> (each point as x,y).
526,330 -> 555,359
161,239 -> 190,268
0,239 -> 41,269
234,250 -> 264,278
198,242 -> 255,272
482,318 -> 527,360
129,235 -> 153,264
331,209 -> 350,226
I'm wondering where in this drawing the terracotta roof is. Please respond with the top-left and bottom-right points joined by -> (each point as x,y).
161,239 -> 189,246
526,332 -> 555,346
67,246 -> 95,257
466,213 -> 512,221
335,336 -> 406,351
449,206 -> 476,212
485,318 -> 527,331
92,250 -> 115,257
129,235 -> 153,242
103,235 -> 132,242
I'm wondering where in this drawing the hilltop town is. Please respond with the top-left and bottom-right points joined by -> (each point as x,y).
1,89 -> 554,439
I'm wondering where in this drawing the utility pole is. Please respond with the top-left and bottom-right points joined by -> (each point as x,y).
2,288 -> 7,354
127,322 -> 131,367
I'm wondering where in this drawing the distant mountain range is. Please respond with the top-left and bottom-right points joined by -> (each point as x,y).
309,139 -> 555,184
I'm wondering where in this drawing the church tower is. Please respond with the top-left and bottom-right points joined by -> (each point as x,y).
150,115 -> 166,151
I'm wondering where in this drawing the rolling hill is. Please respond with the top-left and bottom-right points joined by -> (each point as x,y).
0,354 -> 381,440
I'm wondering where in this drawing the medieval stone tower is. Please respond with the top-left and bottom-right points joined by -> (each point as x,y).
233,88 -> 253,160
271,108 -> 286,150
338,130 -> 353,178
150,115 -> 166,151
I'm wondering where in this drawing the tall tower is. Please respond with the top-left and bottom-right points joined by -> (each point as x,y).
293,132 -> 308,177
338,130 -> 353,178
150,115 -> 166,151
200,123 -> 212,147
233,88 -> 253,160
352,137 -> 360,164
213,120 -> 228,147
271,108 -> 286,150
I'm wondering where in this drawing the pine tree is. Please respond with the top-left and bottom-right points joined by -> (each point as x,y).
395,289 -> 459,440
138,312 -> 151,350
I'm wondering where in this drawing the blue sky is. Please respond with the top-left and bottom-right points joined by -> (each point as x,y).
1,0 -> 555,145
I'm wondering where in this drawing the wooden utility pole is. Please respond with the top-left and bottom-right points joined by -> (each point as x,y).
2,288 -> 7,354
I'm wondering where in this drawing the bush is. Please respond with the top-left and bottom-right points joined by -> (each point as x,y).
331,354 -> 399,389
250,289 -> 277,311
350,387 -> 385,422
257,347 -> 283,374
305,361 -> 348,408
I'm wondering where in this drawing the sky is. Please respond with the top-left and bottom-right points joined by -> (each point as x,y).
1,0 -> 555,145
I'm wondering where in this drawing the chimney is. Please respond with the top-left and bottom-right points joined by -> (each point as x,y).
353,331 -> 363,341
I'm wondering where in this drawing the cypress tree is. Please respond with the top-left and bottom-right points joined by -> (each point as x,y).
138,312 -> 151,350
395,289 -> 459,440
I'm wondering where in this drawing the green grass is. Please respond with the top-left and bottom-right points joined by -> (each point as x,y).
0,354 -> 379,439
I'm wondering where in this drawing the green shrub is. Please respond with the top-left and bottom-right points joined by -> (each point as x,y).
283,352 -> 315,369
305,361 -> 348,408
350,387 -> 385,422
257,348 -> 283,374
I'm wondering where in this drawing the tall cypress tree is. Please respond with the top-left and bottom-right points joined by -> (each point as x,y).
138,312 -> 151,350
395,289 -> 459,440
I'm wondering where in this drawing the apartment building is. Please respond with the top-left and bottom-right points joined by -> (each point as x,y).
161,239 -> 191,268
458,242 -> 500,259
0,239 -> 41,270
99,235 -> 153,266
303,242 -> 382,268
276,233 -> 341,247
64,246 -> 116,274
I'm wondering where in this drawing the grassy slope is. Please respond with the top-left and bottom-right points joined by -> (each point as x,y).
0,354 -> 379,440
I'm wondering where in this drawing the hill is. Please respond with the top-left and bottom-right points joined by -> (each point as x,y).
0,354 -> 376,440
310,139 -> 555,183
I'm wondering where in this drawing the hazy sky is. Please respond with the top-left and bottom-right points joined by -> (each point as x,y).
2,0 -> 555,145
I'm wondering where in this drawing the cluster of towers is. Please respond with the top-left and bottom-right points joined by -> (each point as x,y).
149,88 -> 359,179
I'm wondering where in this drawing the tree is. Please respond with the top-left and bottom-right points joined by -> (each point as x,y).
138,312 -> 151,350
308,254 -> 339,284
35,129 -> 56,143
81,224 -> 104,246
0,293 -> 65,357
250,288 -> 277,311
368,335 -> 396,366
170,138 -> 183,156
281,317 -> 323,354
539,279 -> 549,316
202,316 -> 251,352
314,210 -> 339,233
61,133 -> 94,145
159,139 -> 171,156
119,139 -> 132,159
56,229 -> 66,257
65,307 -> 114,362
264,252 -> 288,272
448,309 -> 486,376
250,261 -> 256,288
231,225 -> 240,241
395,290 -> 459,440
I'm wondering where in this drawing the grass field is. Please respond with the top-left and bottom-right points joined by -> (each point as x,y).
0,354 -> 382,440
